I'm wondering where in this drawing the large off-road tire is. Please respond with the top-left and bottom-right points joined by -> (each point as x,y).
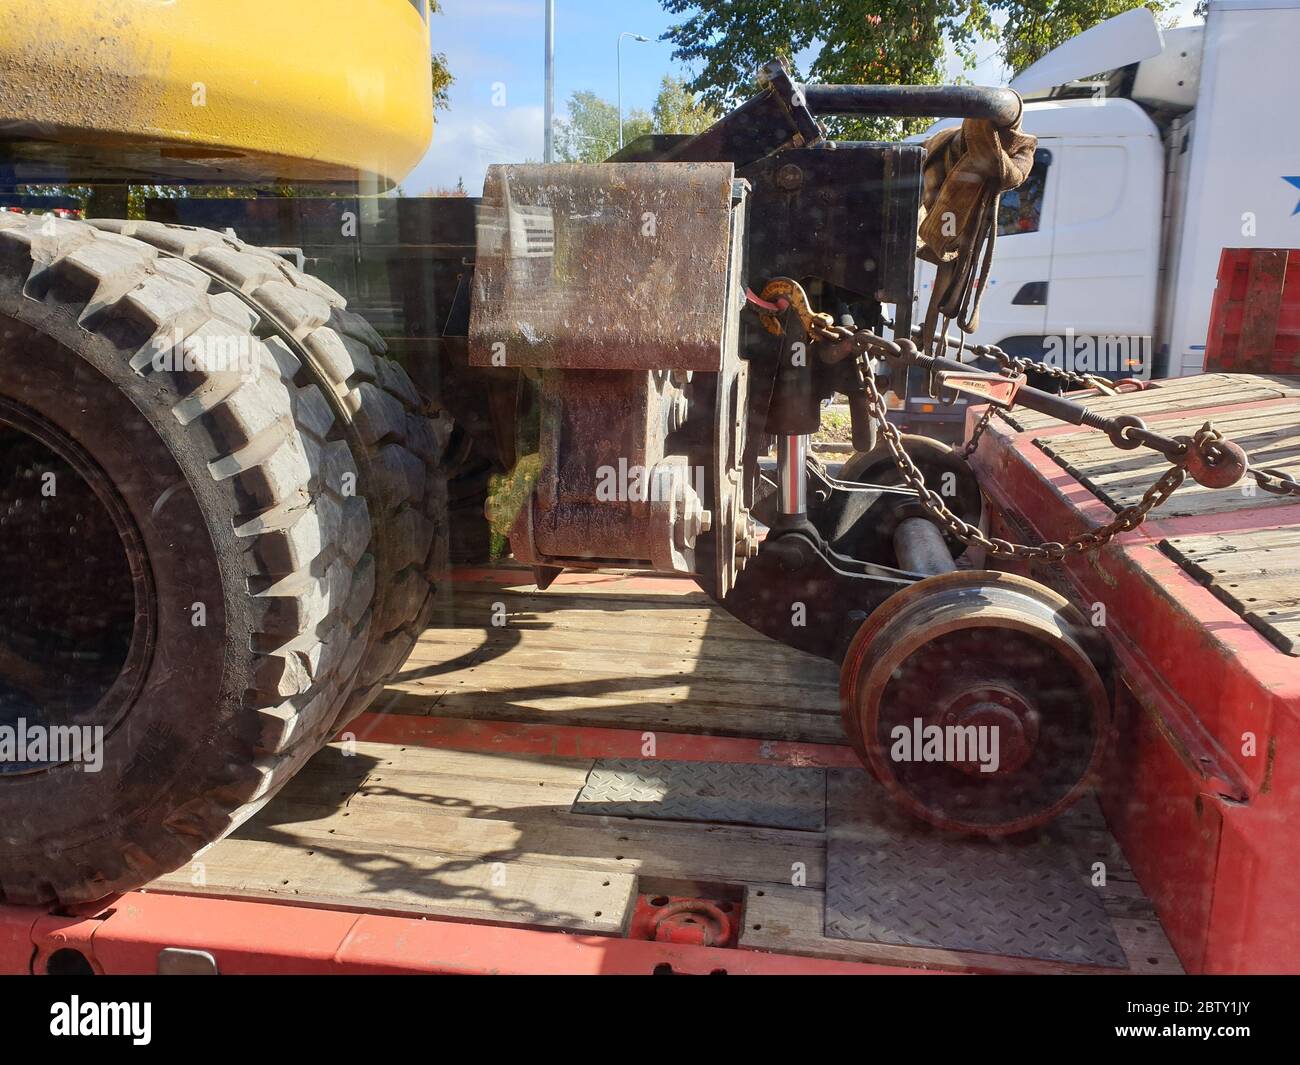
90,220 -> 447,729
0,213 -> 375,903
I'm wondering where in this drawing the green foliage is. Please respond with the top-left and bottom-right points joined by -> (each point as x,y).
14,185 -> 92,209
126,184 -> 308,220
430,2 -> 454,110
652,75 -> 721,135
660,0 -> 1177,138
555,76 -> 721,162
555,92 -> 650,162
431,54 -> 453,110
660,0 -> 995,140
992,1 -> 1176,76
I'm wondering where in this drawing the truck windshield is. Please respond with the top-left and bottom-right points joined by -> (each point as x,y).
998,149 -> 1052,235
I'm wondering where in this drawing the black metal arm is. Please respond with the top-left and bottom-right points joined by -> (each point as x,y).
802,84 -> 1022,128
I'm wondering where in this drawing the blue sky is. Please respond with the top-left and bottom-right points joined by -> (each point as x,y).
405,0 -> 1200,195
405,0 -> 692,193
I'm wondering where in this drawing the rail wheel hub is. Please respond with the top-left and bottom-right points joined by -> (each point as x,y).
840,570 -> 1111,836
941,684 -> 1039,777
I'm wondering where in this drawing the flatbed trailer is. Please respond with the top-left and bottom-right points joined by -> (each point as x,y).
4,373 -> 1294,976
2,568 -> 1180,976
973,371 -> 1300,974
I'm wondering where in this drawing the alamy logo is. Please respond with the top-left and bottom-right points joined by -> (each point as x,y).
151,327 -> 259,377
49,997 -> 151,1045
594,459 -> 705,503
1042,329 -> 1152,379
890,717 -> 1001,774
0,719 -> 103,771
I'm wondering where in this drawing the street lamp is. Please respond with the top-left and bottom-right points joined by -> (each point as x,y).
617,32 -> 651,150
544,0 -> 555,162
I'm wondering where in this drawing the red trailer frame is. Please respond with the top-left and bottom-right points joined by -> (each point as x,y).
968,380 -> 1300,974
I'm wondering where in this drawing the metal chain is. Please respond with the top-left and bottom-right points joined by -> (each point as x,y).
1254,466 -> 1300,498
960,406 -> 997,460
768,295 -> 1300,508
956,343 -> 1107,459
856,365 -> 1201,561
986,347 -> 1104,391
953,344 -> 1300,499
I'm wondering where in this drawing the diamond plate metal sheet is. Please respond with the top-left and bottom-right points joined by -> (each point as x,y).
824,770 -> 1126,967
572,760 -> 825,830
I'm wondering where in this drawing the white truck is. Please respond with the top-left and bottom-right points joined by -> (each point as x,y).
904,0 -> 1300,436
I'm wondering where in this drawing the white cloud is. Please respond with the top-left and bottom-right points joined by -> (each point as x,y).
402,104 -> 545,195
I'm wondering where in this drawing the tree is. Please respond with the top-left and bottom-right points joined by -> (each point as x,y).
555,76 -> 720,163
430,2 -> 454,110
652,75 -> 720,134
555,92 -> 651,163
661,0 -> 995,140
659,1 -> 1174,139
992,1 -> 1176,75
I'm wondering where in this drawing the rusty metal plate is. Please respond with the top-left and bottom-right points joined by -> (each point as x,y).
468,162 -> 738,370
824,770 -> 1126,967
1238,250 -> 1287,369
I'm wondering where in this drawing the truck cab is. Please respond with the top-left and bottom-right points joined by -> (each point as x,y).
904,1 -> 1300,437
927,99 -> 1163,380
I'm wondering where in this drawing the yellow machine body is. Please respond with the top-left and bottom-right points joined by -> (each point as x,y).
0,0 -> 434,187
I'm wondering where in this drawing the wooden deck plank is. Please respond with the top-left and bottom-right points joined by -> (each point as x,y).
380,687 -> 848,744
150,835 -> 638,934
402,639 -> 838,690
398,569 -> 845,740
413,620 -> 811,660
440,589 -> 775,642
190,739 -> 826,900
142,565 -> 1178,969
1038,435 -> 1300,484
1162,527 -> 1300,653
1035,399 -> 1300,516
408,625 -> 830,673
1008,374 -> 1300,431
422,660 -> 839,709
1036,397 -> 1300,449
1166,525 -> 1300,557
448,577 -> 717,607
249,795 -> 826,889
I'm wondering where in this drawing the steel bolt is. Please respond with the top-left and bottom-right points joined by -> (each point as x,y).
775,164 -> 803,191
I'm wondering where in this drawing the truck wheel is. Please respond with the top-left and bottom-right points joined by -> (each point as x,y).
90,221 -> 448,728
0,213 -> 372,903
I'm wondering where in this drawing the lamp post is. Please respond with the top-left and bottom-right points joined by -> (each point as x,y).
617,32 -> 651,150
544,0 -> 555,162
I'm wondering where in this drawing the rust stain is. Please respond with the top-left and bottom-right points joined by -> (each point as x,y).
1260,735 -> 1276,795
468,161 -> 738,372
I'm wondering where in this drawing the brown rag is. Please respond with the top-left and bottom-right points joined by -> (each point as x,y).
916,108 -> 1037,352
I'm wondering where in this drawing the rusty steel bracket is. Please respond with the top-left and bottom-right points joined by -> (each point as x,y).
468,161 -> 741,372
652,59 -> 824,168
477,165 -> 757,596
